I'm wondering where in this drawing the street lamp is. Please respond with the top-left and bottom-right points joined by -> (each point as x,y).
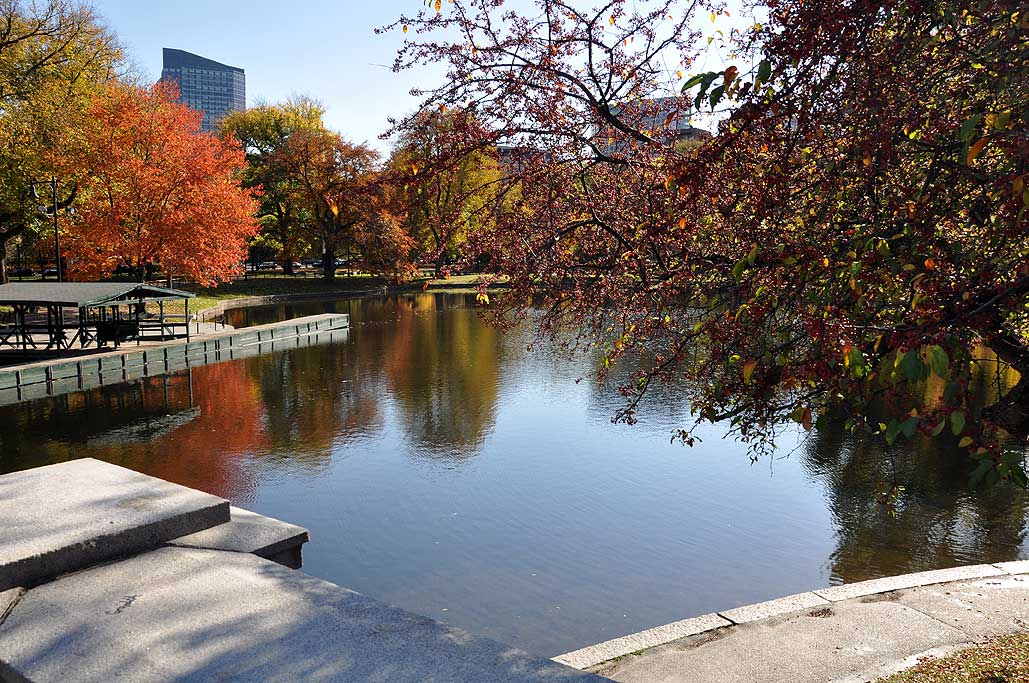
29,178 -> 75,283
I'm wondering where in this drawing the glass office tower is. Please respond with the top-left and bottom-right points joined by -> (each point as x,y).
161,48 -> 245,132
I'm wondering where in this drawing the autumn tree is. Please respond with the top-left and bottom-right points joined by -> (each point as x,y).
388,0 -> 1029,486
219,97 -> 326,274
280,127 -> 412,280
0,0 -> 121,282
388,109 -> 503,277
63,81 -> 260,285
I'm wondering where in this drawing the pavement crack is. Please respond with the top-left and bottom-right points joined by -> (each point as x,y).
897,598 -> 977,638
0,588 -> 27,628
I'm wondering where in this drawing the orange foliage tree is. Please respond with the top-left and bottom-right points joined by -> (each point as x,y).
63,81 -> 259,284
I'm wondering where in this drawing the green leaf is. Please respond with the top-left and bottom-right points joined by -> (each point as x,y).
747,243 -> 759,265
900,416 -> 919,439
757,59 -> 771,84
681,73 -> 708,91
958,114 -> 981,142
950,410 -> 966,436
732,258 -> 747,282
883,419 -> 901,445
900,351 -> 926,382
708,84 -> 726,109
943,381 -> 961,404
926,345 -> 949,378
969,458 -> 993,487
957,436 -> 973,448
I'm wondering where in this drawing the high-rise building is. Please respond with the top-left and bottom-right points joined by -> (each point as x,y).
161,48 -> 245,132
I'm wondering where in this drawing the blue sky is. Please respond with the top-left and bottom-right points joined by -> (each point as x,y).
92,1 -> 752,152
92,0 -> 426,151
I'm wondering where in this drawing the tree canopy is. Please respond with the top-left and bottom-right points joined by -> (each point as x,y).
388,0 -> 1029,486
388,109 -> 503,277
219,97 -> 326,273
0,0 -> 122,281
62,81 -> 260,285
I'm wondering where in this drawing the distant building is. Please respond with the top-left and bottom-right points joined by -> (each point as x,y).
604,97 -> 711,154
161,48 -> 245,133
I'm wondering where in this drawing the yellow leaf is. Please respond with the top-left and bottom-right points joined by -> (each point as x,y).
958,436 -> 973,448
403,25 -> 408,34
434,0 -> 441,11
676,70 -> 683,79
711,11 -> 717,21
743,360 -> 757,384
609,14 -> 615,25
967,137 -> 987,164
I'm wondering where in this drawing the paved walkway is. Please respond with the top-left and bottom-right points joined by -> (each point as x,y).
556,563 -> 1029,683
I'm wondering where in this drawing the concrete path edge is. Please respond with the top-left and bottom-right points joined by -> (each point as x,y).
553,561 -> 1028,670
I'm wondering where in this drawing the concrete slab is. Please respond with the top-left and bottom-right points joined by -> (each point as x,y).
718,592 -> 828,624
813,564 -> 1005,602
0,459 -> 229,592
893,574 -> 1029,638
168,506 -> 309,569
593,599 -> 970,683
554,613 -> 729,670
0,547 -> 609,683
995,559 -> 1029,575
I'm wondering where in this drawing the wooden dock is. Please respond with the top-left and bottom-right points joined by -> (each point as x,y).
0,313 -> 349,406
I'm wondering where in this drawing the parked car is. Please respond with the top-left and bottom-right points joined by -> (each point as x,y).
11,267 -> 34,277
257,261 -> 280,271
41,267 -> 59,278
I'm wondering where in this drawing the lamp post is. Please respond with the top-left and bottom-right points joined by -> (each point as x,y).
29,177 -> 74,283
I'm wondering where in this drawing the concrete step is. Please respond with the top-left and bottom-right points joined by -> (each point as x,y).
0,459 -> 229,592
0,547 -> 609,683
169,506 -> 309,569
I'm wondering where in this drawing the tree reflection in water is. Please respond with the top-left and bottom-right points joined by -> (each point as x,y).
802,422 -> 1028,584
0,292 -> 1026,594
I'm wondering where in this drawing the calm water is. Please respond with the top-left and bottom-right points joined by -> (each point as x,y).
2,293 -> 1027,656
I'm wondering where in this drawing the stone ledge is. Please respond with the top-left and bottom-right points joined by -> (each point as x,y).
553,612 -> 729,670
718,591 -> 829,624
0,547 -> 608,683
168,506 -> 309,569
555,561 -> 1027,670
0,459 -> 229,592
813,564 -> 1006,602
994,560 -> 1029,575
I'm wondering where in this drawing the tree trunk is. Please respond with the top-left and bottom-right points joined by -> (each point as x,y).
434,252 -> 445,280
321,247 -> 336,281
987,330 -> 1029,432
0,248 -> 8,285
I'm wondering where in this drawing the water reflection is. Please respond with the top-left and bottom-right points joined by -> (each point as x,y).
0,292 -> 1026,655
802,423 -> 1029,582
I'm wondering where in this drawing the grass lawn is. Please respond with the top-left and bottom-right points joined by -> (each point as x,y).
0,272 -> 504,317
877,632 -> 1029,683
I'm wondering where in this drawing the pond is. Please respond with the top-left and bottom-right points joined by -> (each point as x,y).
2,292 -> 1027,656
